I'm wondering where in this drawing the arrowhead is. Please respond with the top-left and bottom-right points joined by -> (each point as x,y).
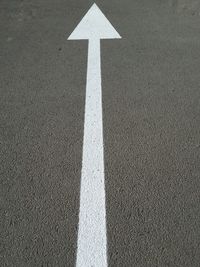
68,3 -> 121,40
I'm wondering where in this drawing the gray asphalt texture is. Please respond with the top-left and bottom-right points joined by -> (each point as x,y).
1,0 -> 200,266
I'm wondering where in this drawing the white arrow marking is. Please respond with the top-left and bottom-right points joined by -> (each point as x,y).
68,4 -> 121,267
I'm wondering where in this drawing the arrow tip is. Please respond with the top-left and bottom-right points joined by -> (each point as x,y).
68,3 -> 121,40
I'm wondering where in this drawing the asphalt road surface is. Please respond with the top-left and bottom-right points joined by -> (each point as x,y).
1,0 -> 200,266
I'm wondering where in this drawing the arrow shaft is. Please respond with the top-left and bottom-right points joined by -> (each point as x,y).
76,39 -> 107,267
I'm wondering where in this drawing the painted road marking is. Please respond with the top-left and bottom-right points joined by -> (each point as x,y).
68,4 -> 121,266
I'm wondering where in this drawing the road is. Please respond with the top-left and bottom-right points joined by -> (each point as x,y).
1,0 -> 200,266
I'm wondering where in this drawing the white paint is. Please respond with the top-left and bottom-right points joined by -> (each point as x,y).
68,4 -> 121,40
68,4 -> 121,267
